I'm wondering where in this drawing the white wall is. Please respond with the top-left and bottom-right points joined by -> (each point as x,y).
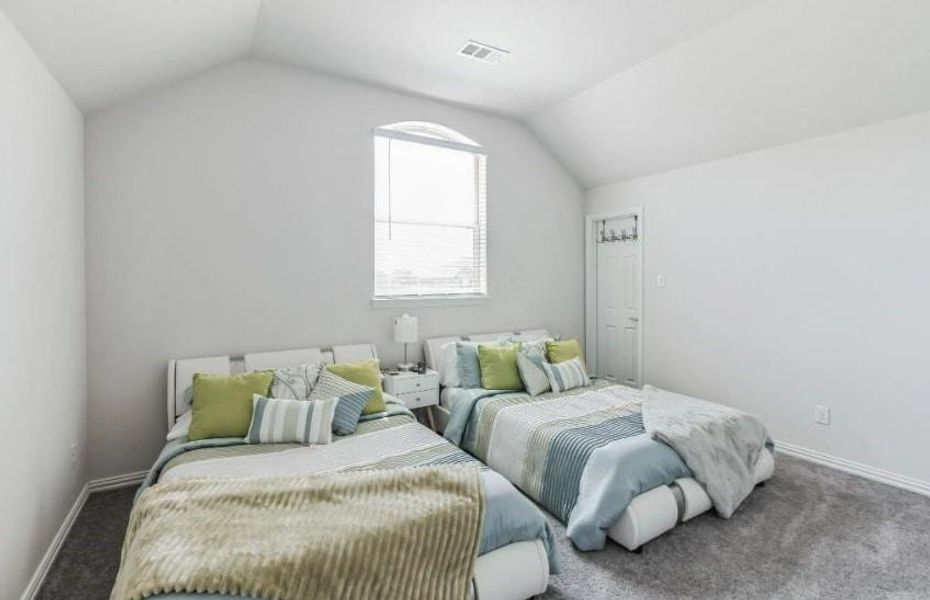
587,110 -> 930,484
85,59 -> 583,479
0,9 -> 86,600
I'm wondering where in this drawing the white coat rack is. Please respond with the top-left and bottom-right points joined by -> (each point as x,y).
596,215 -> 638,244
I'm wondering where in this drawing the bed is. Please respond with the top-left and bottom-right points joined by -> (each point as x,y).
113,345 -> 557,600
425,330 -> 775,552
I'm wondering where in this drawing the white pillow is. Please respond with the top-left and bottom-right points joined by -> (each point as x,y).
438,341 -> 461,387
167,411 -> 192,441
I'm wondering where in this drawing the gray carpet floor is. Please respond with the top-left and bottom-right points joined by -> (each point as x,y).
38,456 -> 930,599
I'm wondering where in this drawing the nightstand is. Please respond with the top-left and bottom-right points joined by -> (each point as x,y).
382,369 -> 440,431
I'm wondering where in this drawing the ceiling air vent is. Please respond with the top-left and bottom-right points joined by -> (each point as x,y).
458,40 -> 509,64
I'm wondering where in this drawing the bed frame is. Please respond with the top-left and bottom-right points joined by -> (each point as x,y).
423,328 -> 776,552
167,344 -> 550,600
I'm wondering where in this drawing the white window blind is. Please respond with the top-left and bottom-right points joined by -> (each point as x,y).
374,125 -> 487,299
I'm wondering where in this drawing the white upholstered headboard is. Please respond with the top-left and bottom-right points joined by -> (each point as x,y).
167,344 -> 378,427
422,328 -> 553,372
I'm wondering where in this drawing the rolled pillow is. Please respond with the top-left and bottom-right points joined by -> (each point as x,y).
542,357 -> 591,393
246,395 -> 336,445
309,369 -> 376,435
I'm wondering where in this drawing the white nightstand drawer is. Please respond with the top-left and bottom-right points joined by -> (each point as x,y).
389,373 -> 440,395
396,389 -> 439,410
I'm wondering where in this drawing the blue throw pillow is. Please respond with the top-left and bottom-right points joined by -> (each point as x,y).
456,342 -> 484,388
308,370 -> 375,435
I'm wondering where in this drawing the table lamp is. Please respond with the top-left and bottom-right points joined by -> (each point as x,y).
393,313 -> 418,371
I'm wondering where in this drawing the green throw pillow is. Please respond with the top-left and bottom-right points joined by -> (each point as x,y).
478,343 -> 523,391
546,338 -> 585,367
326,358 -> 385,415
188,371 -> 273,441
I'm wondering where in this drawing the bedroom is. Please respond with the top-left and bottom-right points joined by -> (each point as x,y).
2,1 -> 929,599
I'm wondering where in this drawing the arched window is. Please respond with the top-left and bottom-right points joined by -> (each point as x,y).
373,122 -> 487,302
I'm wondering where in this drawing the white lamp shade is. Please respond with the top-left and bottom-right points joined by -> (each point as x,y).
393,314 -> 418,344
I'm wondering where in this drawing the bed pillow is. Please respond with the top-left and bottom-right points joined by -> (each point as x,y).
478,343 -> 523,390
455,342 -> 484,389
517,352 -> 551,396
438,341 -> 461,387
458,338 -> 514,388
269,362 -> 323,400
309,369 -> 376,435
326,359 -> 385,415
246,395 -> 336,445
166,410 -> 192,441
542,357 -> 591,393
188,371 -> 274,441
546,338 -> 585,367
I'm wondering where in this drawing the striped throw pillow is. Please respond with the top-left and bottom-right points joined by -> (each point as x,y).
517,352 -> 551,396
308,369 -> 375,435
246,395 -> 336,445
542,357 -> 591,393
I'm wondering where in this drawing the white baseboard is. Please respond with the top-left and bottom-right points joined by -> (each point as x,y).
776,441 -> 930,498
19,483 -> 88,600
87,470 -> 147,493
19,470 -> 146,600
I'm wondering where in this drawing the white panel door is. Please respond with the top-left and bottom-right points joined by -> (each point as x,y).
596,219 -> 642,386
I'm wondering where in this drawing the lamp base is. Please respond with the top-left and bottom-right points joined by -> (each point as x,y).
397,362 -> 415,371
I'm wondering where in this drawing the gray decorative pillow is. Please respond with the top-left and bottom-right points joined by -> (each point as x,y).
270,362 -> 323,400
517,352 -> 551,396
308,369 -> 375,435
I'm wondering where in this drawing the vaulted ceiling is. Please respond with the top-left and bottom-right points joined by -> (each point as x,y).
3,0 -> 930,187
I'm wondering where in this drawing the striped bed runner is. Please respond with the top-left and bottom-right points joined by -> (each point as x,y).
473,383 -> 648,523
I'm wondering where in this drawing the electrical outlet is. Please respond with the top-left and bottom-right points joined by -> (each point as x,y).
814,405 -> 830,426
656,274 -> 666,288
69,443 -> 78,469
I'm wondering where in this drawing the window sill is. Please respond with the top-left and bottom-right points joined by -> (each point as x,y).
371,295 -> 489,309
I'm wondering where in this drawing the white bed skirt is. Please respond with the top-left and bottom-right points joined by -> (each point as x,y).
609,448 -> 776,550
473,539 -> 550,600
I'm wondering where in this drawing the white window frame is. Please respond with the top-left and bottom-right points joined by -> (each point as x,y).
371,123 -> 488,308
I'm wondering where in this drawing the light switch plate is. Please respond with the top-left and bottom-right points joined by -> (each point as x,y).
656,275 -> 666,288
